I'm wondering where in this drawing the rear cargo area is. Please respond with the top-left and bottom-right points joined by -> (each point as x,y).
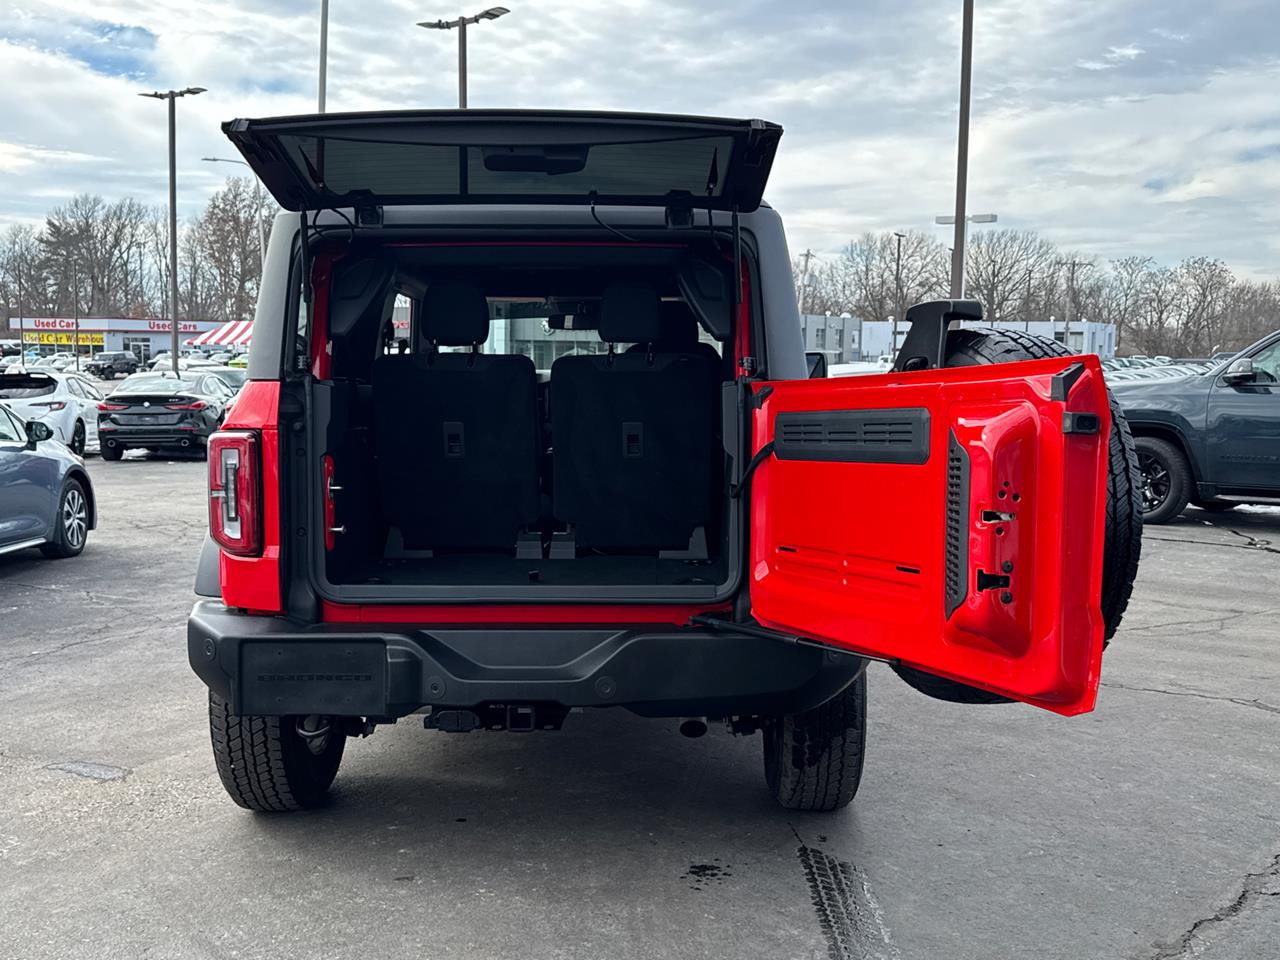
307,238 -> 744,603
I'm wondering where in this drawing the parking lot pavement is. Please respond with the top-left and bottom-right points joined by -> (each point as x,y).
1,461 -> 1277,960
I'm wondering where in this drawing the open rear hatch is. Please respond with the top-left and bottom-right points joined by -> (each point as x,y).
223,110 -> 781,213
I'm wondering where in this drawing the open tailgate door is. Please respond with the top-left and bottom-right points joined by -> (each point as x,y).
749,356 -> 1111,715
223,110 -> 781,213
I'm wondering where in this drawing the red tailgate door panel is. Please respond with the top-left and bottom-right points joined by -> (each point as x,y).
749,356 -> 1110,715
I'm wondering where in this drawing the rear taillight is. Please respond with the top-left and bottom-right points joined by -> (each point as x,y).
97,402 -> 127,412
33,401 -> 66,410
208,430 -> 262,557
166,400 -> 207,411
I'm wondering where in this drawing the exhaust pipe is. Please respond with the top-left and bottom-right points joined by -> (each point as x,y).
180,438 -> 191,447
679,719 -> 708,739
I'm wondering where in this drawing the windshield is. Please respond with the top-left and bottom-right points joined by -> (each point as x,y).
0,374 -> 57,398
117,374 -> 200,393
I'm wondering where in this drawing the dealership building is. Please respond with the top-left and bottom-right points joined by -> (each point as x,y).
10,316 -> 223,361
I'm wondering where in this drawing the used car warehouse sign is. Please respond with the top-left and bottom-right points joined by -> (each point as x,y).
27,332 -> 106,346
23,317 -> 215,333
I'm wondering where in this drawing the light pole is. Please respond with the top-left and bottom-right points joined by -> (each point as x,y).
140,86 -> 205,376
202,157 -> 269,271
71,260 -> 80,370
934,212 -> 997,299
417,7 -> 510,107
892,231 -> 906,352
1059,258 -> 1088,353
943,0 -> 978,299
318,0 -> 329,111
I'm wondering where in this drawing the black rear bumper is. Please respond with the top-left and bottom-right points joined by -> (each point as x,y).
187,600 -> 862,719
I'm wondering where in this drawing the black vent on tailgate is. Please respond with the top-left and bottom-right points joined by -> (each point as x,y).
944,430 -> 970,619
773,408 -> 930,464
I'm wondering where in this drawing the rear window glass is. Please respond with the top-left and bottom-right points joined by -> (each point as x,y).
119,374 -> 199,393
0,374 -> 57,398
281,135 -> 732,200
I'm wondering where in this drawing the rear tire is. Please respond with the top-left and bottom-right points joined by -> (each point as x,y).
70,420 -> 86,456
1135,436 -> 1192,524
893,327 -> 1144,704
209,692 -> 346,812
763,670 -> 866,812
100,444 -> 123,461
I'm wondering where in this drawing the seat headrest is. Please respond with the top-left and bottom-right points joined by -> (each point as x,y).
598,283 -> 662,344
421,281 -> 489,346
656,300 -> 700,351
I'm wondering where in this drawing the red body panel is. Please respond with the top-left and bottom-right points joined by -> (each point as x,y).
320,601 -> 730,626
217,380 -> 283,613
749,356 -> 1111,715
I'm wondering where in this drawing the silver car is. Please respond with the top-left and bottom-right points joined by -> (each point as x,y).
0,401 -> 96,559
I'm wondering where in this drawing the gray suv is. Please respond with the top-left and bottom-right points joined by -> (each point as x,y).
187,109 -> 1142,812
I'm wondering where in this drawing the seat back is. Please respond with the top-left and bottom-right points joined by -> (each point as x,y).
551,285 -> 719,551
373,281 -> 539,551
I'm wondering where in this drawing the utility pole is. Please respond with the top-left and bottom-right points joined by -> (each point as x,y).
139,87 -> 205,375
318,0 -> 329,111
892,231 -> 906,353
71,260 -> 80,371
1024,267 -> 1033,332
1060,258 -> 1088,353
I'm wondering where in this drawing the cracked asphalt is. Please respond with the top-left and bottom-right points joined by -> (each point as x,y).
1,459 -> 1278,960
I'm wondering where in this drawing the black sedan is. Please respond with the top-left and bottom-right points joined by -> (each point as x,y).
97,371 -> 235,460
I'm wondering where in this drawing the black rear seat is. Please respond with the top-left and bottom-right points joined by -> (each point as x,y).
551,284 -> 720,551
372,280 -> 539,551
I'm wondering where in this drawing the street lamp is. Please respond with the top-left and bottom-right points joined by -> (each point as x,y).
934,212 -> 997,299
202,158 -> 269,271
947,0 -> 976,300
140,86 -> 206,376
417,7 -> 510,108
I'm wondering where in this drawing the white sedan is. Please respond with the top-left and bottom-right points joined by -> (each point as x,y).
0,369 -> 103,455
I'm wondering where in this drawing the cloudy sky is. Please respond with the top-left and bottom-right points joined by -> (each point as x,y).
1,0 -> 1277,276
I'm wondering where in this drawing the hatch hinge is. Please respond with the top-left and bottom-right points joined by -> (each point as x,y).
689,615 -> 895,664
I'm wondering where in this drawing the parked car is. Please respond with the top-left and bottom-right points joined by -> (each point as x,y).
225,354 -> 248,368
97,370 -> 235,460
85,350 -> 139,380
208,352 -> 235,365
188,109 -> 1142,813
1112,330 -> 1280,522
0,370 -> 103,455
204,366 -> 248,394
0,401 -> 96,559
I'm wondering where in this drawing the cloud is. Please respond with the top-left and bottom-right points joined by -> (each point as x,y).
0,0 -> 1277,278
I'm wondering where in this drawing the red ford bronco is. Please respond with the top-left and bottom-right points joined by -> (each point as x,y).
189,110 -> 1142,812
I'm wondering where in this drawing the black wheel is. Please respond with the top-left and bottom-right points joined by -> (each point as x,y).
1135,436 -> 1192,524
1193,498 -> 1238,513
208,692 -> 346,811
893,327 -> 1144,705
70,420 -> 86,456
101,444 -> 123,461
40,478 -> 89,558
763,670 -> 866,812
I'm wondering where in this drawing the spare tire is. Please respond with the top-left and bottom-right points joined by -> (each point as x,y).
892,327 -> 1143,705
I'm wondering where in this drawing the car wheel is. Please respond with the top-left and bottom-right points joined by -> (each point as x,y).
762,670 -> 866,812
40,478 -> 89,559
70,420 -> 86,456
209,692 -> 346,811
891,327 -> 1145,706
1135,436 -> 1192,524
101,444 -> 123,461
